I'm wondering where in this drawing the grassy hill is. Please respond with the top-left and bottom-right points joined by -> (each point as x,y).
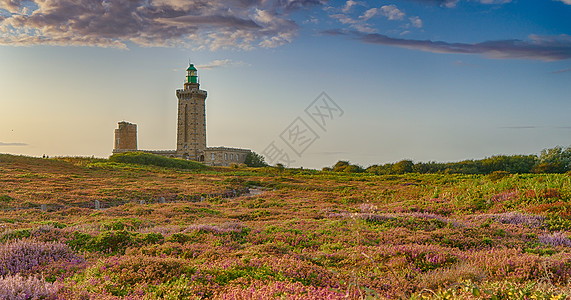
1,153 -> 571,299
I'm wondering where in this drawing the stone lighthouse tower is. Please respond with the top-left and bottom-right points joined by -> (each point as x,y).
176,64 -> 207,161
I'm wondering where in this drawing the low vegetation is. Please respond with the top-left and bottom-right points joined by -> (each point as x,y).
1,152 -> 571,299
329,146 -> 571,175
109,152 -> 210,170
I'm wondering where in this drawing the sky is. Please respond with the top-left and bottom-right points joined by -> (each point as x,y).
1,0 -> 570,169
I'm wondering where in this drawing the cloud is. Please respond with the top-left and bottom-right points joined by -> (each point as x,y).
555,0 -> 571,4
352,24 -> 376,33
320,28 -> 347,36
453,60 -> 480,67
354,33 -> 571,61
408,0 -> 511,7
197,59 -> 246,69
499,126 -> 538,129
478,0 -> 511,4
380,5 -> 405,20
330,12 -> 378,33
551,68 -> 571,74
409,16 -> 422,28
332,4 -> 415,34
407,0 -> 459,8
342,0 -> 357,13
330,13 -> 357,25
359,8 -> 378,21
0,0 -> 321,49
302,16 -> 319,24
0,142 -> 27,146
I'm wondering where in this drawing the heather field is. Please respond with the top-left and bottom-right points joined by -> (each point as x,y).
2,154 -> 571,299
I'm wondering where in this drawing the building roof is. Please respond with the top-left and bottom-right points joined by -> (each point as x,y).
206,146 -> 250,152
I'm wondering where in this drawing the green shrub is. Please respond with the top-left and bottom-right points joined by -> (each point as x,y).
68,230 -> 162,254
168,233 -> 194,244
244,151 -> 267,167
137,233 -> 164,245
67,232 -> 94,251
487,170 -> 510,181
109,152 -> 209,170
86,256 -> 196,296
545,215 -> 571,231
0,195 -> 13,202
0,228 -> 31,242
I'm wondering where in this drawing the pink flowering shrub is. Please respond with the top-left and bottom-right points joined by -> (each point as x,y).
0,274 -> 58,300
183,222 -> 246,234
217,280 -> 344,300
539,231 -> 571,247
484,212 -> 545,228
74,255 -> 196,297
0,239 -> 82,276
5,156 -> 571,298
248,255 -> 340,287
328,211 -> 454,229
488,190 -> 519,203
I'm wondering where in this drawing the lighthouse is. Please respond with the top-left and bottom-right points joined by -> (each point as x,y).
113,62 -> 251,166
175,64 -> 207,161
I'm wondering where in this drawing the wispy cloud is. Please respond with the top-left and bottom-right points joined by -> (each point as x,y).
326,31 -> 571,61
320,29 -> 347,36
551,68 -> 571,74
330,3 -> 419,34
499,126 -> 538,129
555,0 -> 571,4
407,0 -> 459,8
0,0 -> 325,49
409,0 -> 511,7
359,8 -> 378,21
478,0 -> 512,4
197,59 -> 247,69
453,60 -> 480,67
500,126 -> 571,129
0,142 -> 27,146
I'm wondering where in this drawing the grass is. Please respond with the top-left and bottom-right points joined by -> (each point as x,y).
1,154 -> 571,299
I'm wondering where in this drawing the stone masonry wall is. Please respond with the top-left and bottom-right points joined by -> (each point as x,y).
113,121 -> 137,152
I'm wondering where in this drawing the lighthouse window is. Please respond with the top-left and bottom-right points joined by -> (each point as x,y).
230,154 -> 234,160
211,153 -> 215,160
224,153 -> 228,160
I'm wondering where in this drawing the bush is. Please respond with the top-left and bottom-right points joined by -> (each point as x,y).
332,161 -> 364,173
68,231 -> 164,254
393,160 -> 414,174
487,170 -> 510,181
0,274 -> 58,300
0,229 -> 31,242
0,239 -> 81,276
0,195 -> 13,203
84,255 -> 196,296
535,146 -> 571,173
109,152 -> 209,170
244,152 -> 268,167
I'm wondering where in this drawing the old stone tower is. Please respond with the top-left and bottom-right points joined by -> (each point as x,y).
112,63 -> 250,166
114,121 -> 137,151
176,64 -> 207,161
